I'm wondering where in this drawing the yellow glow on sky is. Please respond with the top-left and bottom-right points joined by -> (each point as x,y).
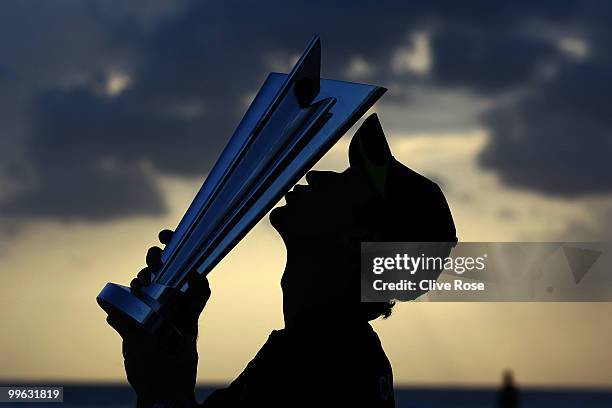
1,129 -> 612,387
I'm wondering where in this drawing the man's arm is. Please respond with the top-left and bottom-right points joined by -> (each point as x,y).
107,230 -> 210,407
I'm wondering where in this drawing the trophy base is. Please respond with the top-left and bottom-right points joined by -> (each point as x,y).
97,282 -> 183,346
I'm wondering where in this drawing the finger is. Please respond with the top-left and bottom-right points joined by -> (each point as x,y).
106,315 -> 126,337
188,271 -> 210,299
130,277 -> 143,293
107,315 -> 148,348
146,246 -> 163,269
136,267 -> 152,286
107,314 -> 138,339
158,229 -> 174,245
187,272 -> 211,315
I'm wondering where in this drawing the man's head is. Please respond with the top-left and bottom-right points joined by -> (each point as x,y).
270,114 -> 456,325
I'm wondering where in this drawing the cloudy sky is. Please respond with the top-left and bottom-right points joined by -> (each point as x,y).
1,0 -> 611,386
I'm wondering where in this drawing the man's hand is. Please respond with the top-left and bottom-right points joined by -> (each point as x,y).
106,229 -> 211,407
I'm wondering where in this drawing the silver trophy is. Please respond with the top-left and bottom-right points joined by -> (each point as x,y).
97,36 -> 386,343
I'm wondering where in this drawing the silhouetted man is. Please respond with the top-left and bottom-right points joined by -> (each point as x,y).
108,114 -> 456,407
498,370 -> 519,408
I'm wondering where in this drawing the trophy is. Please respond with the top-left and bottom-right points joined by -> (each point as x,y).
97,36 -> 386,343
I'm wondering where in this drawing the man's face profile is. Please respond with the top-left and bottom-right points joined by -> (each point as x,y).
270,168 -> 374,244
269,168 -> 378,322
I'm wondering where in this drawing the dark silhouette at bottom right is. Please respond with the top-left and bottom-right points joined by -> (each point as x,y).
498,370 -> 520,408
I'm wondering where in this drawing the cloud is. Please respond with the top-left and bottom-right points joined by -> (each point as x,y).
430,28 -> 559,93
557,200 -> 612,241
0,1 -> 259,220
0,0 -> 610,223
0,0 -> 419,221
392,32 -> 432,76
2,163 -> 165,221
479,49 -> 612,197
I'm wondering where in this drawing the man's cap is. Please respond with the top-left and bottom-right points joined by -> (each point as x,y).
349,113 -> 457,243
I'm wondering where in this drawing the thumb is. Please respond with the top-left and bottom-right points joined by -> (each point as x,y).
187,272 -> 210,316
106,313 -> 142,340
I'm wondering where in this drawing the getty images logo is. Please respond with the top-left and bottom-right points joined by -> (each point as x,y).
372,253 -> 488,275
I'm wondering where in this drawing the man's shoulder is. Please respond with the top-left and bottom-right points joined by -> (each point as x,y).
200,323 -> 395,406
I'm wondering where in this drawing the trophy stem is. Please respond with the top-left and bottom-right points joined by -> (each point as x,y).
97,282 -> 184,346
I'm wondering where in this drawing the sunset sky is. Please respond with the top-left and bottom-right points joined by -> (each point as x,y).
1,0 -> 611,387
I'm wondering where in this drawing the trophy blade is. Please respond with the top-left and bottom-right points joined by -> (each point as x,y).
160,36 -> 322,269
194,76 -> 385,280
161,96 -> 337,287
155,36 -> 386,287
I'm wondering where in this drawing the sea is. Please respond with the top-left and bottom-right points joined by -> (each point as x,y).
1,384 -> 611,407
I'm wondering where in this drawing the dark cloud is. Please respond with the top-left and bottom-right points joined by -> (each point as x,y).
0,65 -> 13,81
1,0 -> 423,221
473,1 -> 612,196
430,28 -> 558,93
0,0 -> 610,223
2,164 -> 165,221
479,48 -> 612,197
